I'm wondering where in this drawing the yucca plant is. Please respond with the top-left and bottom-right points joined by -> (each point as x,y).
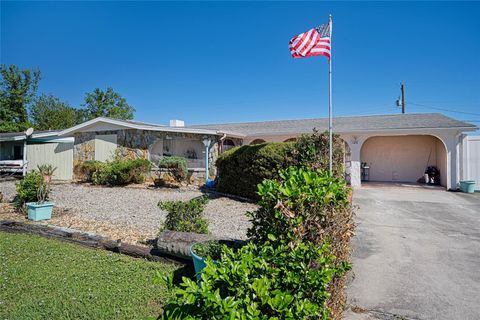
37,164 -> 57,182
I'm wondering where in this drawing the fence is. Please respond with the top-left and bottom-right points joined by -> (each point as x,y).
463,135 -> 480,191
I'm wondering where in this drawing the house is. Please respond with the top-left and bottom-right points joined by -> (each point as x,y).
192,113 -> 478,190
1,113 -> 478,190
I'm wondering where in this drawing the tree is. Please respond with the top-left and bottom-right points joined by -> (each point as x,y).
31,94 -> 82,130
0,65 -> 41,132
82,87 -> 135,120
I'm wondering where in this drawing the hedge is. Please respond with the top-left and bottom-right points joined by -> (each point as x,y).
215,130 -> 346,199
77,159 -> 151,186
216,142 -> 293,199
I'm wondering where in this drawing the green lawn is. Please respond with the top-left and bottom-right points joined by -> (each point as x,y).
0,231 -> 179,320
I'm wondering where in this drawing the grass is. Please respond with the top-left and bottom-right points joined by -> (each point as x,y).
0,231 -> 179,320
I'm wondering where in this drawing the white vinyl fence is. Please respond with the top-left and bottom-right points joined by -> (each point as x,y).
463,136 -> 480,191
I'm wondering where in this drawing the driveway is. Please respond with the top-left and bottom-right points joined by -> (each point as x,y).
346,185 -> 480,320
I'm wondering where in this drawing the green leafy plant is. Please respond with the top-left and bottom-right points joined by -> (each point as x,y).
77,160 -> 104,182
158,156 -> 188,182
158,196 -> 209,234
160,241 -> 349,319
215,142 -> 293,199
191,240 -> 223,260
215,131 -> 346,200
159,167 -> 354,319
88,158 -> 151,186
191,240 -> 244,261
289,129 -> 346,179
248,166 -> 351,246
14,171 -> 45,207
248,167 -> 354,318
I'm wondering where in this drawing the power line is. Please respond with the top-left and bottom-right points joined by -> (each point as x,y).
408,102 -> 480,116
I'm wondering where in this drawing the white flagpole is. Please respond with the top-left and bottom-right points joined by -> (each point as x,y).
328,14 -> 333,174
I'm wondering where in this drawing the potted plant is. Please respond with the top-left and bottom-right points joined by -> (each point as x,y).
190,239 -> 244,282
26,178 -> 54,221
37,164 -> 56,183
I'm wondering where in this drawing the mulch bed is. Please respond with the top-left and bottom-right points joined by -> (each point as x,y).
0,203 -> 154,246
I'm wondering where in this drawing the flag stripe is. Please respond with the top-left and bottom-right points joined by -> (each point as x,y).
289,22 -> 331,59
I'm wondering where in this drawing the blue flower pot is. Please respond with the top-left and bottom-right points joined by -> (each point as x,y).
459,180 -> 476,193
26,202 -> 54,221
190,239 -> 245,283
190,245 -> 209,283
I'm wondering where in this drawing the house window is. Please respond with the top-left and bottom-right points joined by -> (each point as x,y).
13,145 -> 23,160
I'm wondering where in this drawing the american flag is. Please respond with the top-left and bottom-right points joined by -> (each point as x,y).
289,23 -> 331,59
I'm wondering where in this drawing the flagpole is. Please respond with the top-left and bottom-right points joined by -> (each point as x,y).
328,14 -> 333,174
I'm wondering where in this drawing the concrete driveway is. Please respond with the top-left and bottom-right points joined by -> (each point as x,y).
346,185 -> 480,320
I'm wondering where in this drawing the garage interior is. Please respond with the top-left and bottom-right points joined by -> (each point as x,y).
360,135 -> 447,187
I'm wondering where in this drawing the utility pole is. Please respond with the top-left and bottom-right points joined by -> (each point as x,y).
400,82 -> 406,114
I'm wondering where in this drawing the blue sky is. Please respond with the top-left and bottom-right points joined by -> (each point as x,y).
1,1 -> 479,126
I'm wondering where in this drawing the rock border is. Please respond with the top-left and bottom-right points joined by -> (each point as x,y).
0,220 -> 185,265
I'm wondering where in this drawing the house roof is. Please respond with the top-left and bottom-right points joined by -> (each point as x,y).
190,113 -> 478,136
0,130 -> 62,142
59,117 -> 242,137
2,113 -> 475,142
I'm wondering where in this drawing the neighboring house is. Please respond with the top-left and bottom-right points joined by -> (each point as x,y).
0,130 -> 74,180
1,113 -> 478,190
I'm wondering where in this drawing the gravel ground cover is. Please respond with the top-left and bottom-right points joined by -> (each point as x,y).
0,179 -> 256,244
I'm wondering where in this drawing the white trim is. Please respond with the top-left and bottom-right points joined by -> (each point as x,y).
0,131 -> 62,142
59,117 -> 222,136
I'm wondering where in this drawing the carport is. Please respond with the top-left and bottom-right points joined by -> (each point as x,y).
0,130 -> 74,180
360,135 -> 447,187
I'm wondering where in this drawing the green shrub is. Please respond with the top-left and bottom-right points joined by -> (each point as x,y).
14,171 -> 45,207
126,158 -> 152,184
216,142 -> 293,199
158,156 -> 188,182
160,167 -> 354,319
248,166 -> 350,246
78,160 -> 104,182
215,131 -> 346,200
90,158 -> 151,186
161,241 -> 349,319
248,167 -> 354,318
158,196 -> 209,234
289,129 -> 346,179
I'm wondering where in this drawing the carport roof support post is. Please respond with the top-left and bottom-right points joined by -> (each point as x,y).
23,139 -> 27,176
202,138 -> 211,183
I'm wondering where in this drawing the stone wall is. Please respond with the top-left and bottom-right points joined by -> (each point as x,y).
73,129 -> 220,183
